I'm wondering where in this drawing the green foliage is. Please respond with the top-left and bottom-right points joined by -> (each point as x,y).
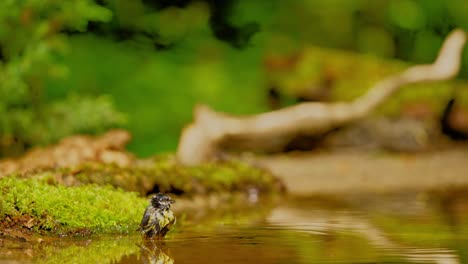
0,0 -> 123,157
262,1 -> 464,63
3,0 -> 468,156
39,95 -> 126,144
269,46 -> 457,115
45,33 -> 267,155
0,176 -> 147,234
44,0 -> 468,156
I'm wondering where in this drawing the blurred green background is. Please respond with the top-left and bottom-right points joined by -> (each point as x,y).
1,0 -> 468,157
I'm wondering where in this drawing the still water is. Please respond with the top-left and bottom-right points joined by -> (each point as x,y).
2,190 -> 468,264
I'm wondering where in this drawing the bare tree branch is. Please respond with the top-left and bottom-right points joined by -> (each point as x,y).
177,29 -> 467,165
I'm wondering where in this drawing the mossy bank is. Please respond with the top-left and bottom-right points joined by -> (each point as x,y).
0,155 -> 282,238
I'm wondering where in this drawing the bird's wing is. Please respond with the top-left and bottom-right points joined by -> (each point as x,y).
169,213 -> 176,226
140,207 -> 151,230
141,210 -> 164,237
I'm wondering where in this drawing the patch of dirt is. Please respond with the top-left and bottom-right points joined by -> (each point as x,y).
0,215 -> 36,242
256,146 -> 468,195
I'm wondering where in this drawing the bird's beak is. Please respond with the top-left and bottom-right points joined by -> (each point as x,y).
170,199 -> 176,204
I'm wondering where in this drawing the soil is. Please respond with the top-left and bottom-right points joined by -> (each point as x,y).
256,146 -> 468,195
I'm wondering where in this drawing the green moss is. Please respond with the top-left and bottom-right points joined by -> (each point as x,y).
29,154 -> 281,196
0,176 -> 147,235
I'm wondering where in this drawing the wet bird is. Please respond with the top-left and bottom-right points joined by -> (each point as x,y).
139,193 -> 176,239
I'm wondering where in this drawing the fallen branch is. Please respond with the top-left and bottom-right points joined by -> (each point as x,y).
177,29 -> 467,165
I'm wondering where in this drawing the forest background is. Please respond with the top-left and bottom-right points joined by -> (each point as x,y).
1,0 -> 467,157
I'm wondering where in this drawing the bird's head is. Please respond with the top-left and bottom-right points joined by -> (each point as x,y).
151,193 -> 175,210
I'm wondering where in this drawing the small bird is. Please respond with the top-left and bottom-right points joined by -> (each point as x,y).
139,193 -> 176,239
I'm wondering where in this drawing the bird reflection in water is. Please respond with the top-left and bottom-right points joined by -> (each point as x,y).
138,240 -> 174,264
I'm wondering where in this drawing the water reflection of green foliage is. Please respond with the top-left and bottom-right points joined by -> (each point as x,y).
36,236 -> 141,264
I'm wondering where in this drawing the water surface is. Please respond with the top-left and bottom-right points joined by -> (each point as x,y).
121,190 -> 468,263
2,190 -> 468,264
